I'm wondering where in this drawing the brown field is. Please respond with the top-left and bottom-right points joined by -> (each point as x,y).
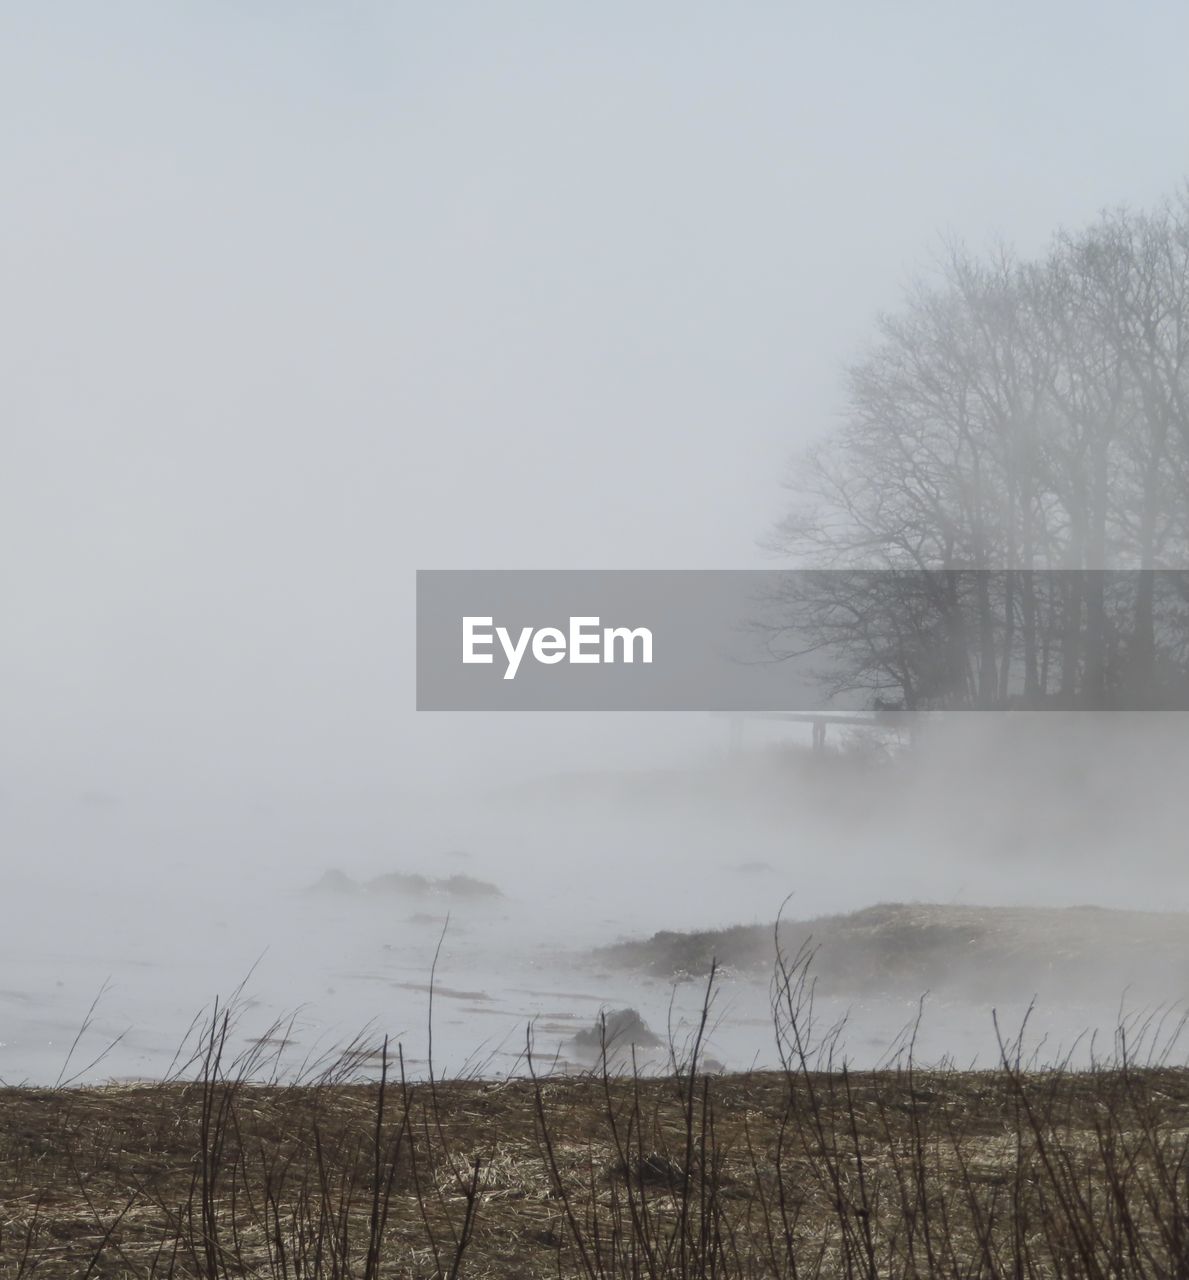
5,966 -> 1189,1278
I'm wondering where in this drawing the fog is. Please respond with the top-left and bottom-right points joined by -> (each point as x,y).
5,4 -> 1189,1083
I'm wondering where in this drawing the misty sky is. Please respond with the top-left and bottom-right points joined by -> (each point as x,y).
5,3 -> 1189,805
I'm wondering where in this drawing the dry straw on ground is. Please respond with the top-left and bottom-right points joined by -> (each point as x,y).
5,948 -> 1189,1277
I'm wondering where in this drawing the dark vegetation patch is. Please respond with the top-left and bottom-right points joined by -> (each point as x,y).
308,868 -> 502,899
569,1008 -> 664,1057
598,901 -> 1189,999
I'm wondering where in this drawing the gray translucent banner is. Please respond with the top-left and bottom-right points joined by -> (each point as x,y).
416,569 -> 1189,712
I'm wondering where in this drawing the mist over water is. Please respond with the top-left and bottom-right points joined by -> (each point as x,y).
6,6 -> 1189,1086
5,714 -> 1188,1084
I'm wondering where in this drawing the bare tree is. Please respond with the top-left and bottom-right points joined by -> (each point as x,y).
770,195 -> 1189,710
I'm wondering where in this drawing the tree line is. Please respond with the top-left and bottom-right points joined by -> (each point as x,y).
770,192 -> 1189,710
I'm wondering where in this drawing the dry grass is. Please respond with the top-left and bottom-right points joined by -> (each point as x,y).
5,955 -> 1189,1277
